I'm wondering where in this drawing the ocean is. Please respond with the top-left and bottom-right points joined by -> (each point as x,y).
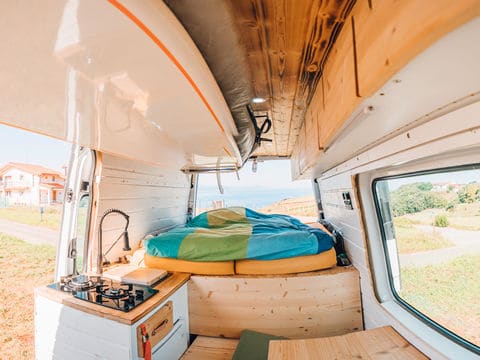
196,186 -> 313,210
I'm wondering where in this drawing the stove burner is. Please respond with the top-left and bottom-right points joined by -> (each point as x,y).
61,275 -> 99,292
48,275 -> 162,312
98,286 -> 129,300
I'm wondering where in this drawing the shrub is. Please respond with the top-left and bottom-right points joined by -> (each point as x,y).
445,202 -> 456,212
434,214 -> 449,227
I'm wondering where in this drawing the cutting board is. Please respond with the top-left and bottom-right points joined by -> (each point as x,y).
103,265 -> 168,286
121,268 -> 168,286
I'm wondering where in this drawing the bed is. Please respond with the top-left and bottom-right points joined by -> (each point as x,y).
144,207 -> 337,275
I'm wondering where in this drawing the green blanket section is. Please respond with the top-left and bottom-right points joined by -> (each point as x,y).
145,207 -> 334,261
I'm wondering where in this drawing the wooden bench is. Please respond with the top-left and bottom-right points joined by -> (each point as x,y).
181,326 -> 427,360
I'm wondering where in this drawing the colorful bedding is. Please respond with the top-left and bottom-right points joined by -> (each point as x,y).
145,207 -> 334,261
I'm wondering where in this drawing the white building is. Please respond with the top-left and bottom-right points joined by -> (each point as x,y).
0,162 -> 65,206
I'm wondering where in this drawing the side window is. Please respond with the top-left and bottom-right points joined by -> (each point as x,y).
373,166 -> 480,350
72,151 -> 95,274
74,194 -> 90,273
60,147 -> 95,276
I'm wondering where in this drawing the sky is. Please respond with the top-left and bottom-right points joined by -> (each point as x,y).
0,125 -> 71,171
198,159 -> 312,190
0,123 -> 312,192
385,169 -> 480,191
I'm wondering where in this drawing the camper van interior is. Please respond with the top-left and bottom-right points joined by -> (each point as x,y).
1,0 -> 479,359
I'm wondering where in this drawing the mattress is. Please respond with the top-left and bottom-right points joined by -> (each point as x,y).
144,219 -> 336,275
235,247 -> 337,275
145,247 -> 336,275
144,255 -> 235,275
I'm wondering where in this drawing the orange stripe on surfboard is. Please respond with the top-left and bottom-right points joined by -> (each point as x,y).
107,0 -> 226,134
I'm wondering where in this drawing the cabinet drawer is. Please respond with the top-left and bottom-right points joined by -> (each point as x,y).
152,319 -> 188,360
137,301 -> 173,357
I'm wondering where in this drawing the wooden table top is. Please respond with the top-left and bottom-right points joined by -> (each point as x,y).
268,326 -> 428,359
35,272 -> 190,325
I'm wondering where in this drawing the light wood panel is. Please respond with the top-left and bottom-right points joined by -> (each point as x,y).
188,267 -> 362,339
290,12 -> 359,178
354,0 -> 480,98
268,326 -> 428,359
181,336 -> 239,360
290,0 -> 479,179
320,15 -> 360,149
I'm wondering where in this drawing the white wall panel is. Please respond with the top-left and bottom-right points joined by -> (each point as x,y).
316,115 -> 480,359
94,153 -> 190,263
318,171 -> 449,358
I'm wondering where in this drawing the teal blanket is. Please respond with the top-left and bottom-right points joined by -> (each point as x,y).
145,207 -> 334,261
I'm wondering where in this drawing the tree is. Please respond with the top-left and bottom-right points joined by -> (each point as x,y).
457,184 -> 480,204
390,182 -> 448,216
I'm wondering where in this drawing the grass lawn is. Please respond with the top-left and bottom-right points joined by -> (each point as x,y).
394,218 -> 454,254
0,233 -> 56,359
0,206 -> 62,230
402,202 -> 480,231
400,255 -> 480,347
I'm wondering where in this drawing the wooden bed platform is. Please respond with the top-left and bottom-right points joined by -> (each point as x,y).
188,266 -> 362,339
181,326 -> 427,360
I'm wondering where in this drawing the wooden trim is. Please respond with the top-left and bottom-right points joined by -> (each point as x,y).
351,174 -> 373,279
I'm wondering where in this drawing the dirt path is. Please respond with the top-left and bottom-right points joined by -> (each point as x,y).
399,225 -> 480,267
0,218 -> 58,247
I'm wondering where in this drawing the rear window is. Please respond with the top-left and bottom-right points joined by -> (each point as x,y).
373,165 -> 480,352
196,160 -> 317,221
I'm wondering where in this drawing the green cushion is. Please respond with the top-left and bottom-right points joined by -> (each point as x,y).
232,330 -> 286,360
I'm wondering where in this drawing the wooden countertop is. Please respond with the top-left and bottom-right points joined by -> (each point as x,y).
268,326 -> 428,359
35,272 -> 190,325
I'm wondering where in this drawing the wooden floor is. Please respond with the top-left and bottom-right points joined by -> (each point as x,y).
181,327 -> 427,360
268,326 -> 428,359
181,336 -> 239,360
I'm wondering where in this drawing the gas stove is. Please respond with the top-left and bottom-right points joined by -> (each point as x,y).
48,274 -> 159,312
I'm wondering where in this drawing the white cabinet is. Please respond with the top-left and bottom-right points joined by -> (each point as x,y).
35,283 -> 189,360
131,284 -> 189,359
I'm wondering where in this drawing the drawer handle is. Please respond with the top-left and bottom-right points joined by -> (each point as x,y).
152,319 -> 169,336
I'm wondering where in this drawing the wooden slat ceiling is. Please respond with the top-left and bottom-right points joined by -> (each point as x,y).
229,0 -> 355,157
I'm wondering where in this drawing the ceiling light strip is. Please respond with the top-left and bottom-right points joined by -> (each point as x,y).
107,0 -> 226,134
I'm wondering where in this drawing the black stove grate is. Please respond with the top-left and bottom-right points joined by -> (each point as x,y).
48,275 -> 159,312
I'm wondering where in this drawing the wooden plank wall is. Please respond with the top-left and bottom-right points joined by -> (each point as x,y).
230,0 -> 354,157
291,0 -> 479,179
91,153 -> 190,266
188,268 -> 363,339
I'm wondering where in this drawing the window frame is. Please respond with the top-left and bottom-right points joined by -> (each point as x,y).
372,163 -> 480,355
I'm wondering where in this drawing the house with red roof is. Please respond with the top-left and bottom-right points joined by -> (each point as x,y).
0,162 -> 65,206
